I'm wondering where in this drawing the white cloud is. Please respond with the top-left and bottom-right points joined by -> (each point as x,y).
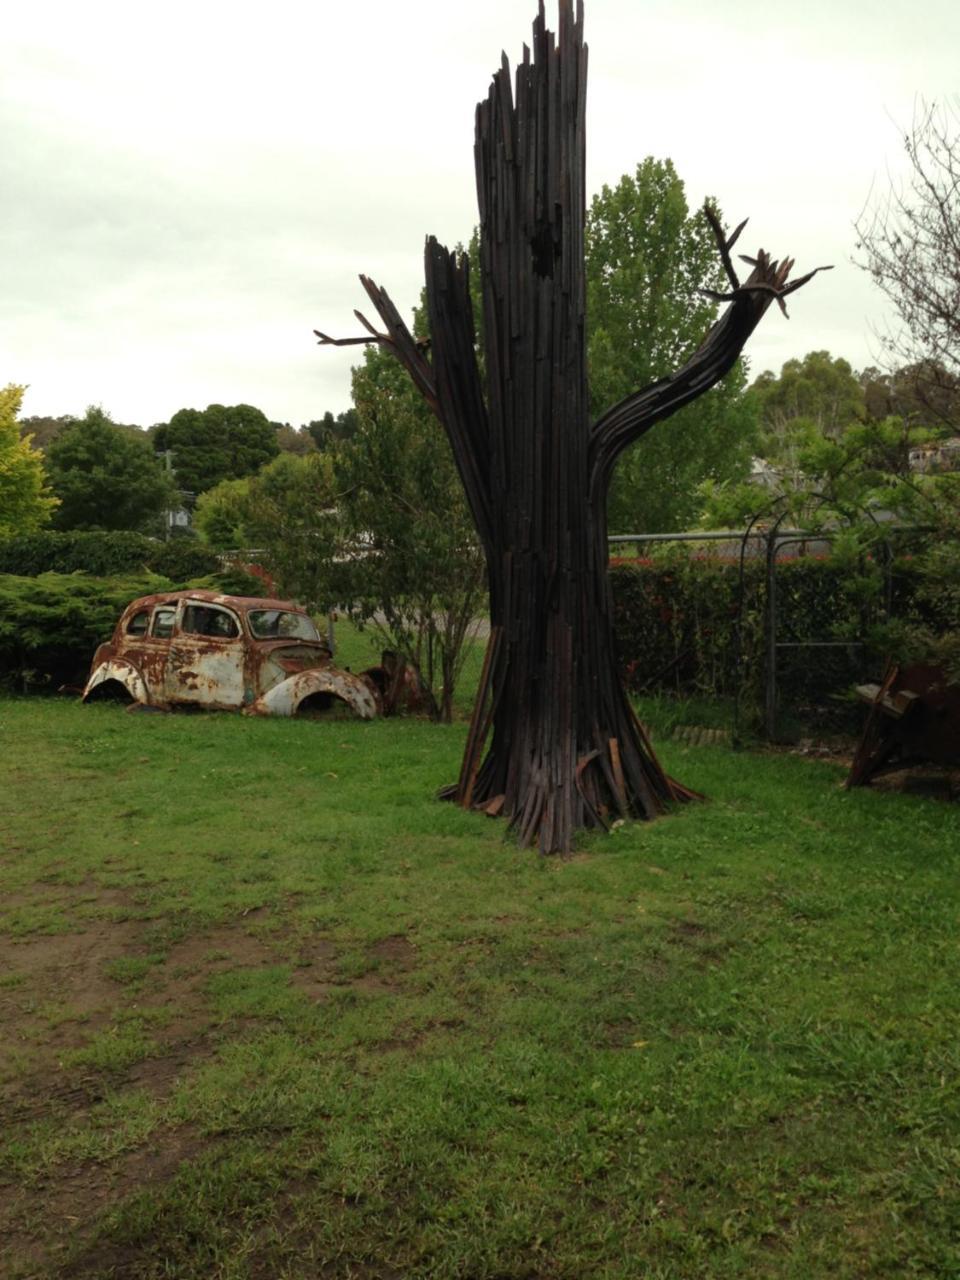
3,0 -> 958,424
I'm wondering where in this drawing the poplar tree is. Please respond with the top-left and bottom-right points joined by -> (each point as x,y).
0,385 -> 58,538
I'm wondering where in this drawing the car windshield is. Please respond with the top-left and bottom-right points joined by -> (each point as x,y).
247,610 -> 320,641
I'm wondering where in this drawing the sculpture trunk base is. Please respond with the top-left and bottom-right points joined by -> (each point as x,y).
443,526 -> 694,853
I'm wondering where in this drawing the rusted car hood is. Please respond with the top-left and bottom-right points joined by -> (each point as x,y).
254,639 -> 333,675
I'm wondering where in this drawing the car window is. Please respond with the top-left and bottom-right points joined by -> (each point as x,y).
247,610 -> 319,641
126,610 -> 151,636
152,607 -> 176,639
181,603 -> 240,640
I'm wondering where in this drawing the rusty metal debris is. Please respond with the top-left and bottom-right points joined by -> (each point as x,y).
846,664 -> 960,788
81,591 -> 424,721
360,650 -> 433,718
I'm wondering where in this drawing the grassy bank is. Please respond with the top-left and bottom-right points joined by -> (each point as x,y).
1,696 -> 958,1278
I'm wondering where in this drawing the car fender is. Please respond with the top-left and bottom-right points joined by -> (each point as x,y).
82,658 -> 150,705
246,667 -> 379,720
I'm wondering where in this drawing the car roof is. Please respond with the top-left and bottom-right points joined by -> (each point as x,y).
123,590 -> 306,613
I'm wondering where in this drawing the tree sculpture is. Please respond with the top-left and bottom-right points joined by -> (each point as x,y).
318,0 -> 828,853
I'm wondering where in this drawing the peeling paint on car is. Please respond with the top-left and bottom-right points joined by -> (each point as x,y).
81,590 -> 379,722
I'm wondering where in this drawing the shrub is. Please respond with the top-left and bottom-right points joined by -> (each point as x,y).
186,568 -> 272,597
146,540 -> 220,581
0,531 -> 153,576
0,572 -> 175,692
0,559 -> 294,694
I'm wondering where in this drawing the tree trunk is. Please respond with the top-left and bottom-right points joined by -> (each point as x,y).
318,0 -> 827,852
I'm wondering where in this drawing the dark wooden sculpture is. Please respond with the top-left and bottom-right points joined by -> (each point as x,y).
318,0 -> 828,852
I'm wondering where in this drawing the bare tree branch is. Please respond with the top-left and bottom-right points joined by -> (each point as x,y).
854,99 -> 960,426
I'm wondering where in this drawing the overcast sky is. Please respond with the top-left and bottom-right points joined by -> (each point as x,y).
3,0 -> 957,428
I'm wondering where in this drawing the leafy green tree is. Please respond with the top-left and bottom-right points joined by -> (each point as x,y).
702,414 -> 931,529
749,350 -> 866,462
0,385 -> 59,537
859,361 -> 960,433
702,352 -> 956,524
586,158 -> 759,532
250,343 -> 484,720
193,477 -> 255,550
154,403 -> 279,497
305,409 -> 358,452
45,406 -> 176,533
703,408 -> 960,686
16,413 -> 77,452
904,473 -> 960,682
274,423 -> 317,455
334,343 -> 486,721
233,452 -> 342,611
17,412 -> 146,453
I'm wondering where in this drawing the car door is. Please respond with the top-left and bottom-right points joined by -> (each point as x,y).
164,600 -> 245,709
137,603 -> 178,702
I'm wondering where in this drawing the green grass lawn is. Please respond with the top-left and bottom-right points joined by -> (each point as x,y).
1,694 -> 959,1279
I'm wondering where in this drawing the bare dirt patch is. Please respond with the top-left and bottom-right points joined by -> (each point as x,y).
2,1125 -> 210,1279
0,922 -> 145,1070
868,765 -> 960,800
162,923 -> 280,982
290,935 -> 338,1001
664,917 -> 732,968
1,914 -> 283,1124
291,933 -> 420,1000
357,934 -> 418,994
602,1020 -> 644,1049
2,879 -> 144,912
369,934 -> 417,969
670,919 -> 708,938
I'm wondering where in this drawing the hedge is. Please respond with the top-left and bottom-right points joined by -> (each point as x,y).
0,572 -> 176,692
0,532 -> 240,693
609,552 -> 929,727
0,531 -> 220,580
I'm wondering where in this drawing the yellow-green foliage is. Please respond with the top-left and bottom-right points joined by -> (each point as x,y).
0,385 -> 58,537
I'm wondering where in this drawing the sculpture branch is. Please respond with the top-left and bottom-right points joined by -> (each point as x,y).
704,202 -> 748,293
701,204 -> 833,316
313,330 -> 378,348
423,238 -> 495,552
315,275 -> 439,415
589,209 -> 833,488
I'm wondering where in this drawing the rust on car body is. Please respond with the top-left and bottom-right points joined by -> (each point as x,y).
82,590 -> 378,720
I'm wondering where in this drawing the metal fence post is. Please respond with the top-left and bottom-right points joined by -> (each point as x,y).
765,526 -> 779,741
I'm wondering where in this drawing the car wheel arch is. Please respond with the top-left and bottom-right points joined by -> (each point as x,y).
82,659 -> 150,706
247,668 -> 379,720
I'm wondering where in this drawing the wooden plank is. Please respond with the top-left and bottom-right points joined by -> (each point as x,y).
608,737 -> 628,817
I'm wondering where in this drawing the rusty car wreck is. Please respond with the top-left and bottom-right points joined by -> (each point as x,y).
82,590 -> 379,719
